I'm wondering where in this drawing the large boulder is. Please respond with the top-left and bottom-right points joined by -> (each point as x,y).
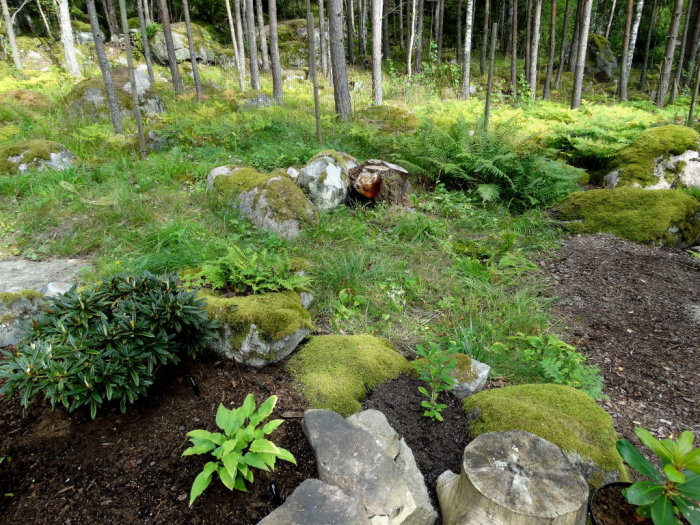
207,165 -> 318,240
295,151 -> 358,211
586,34 -> 618,82
464,384 -> 627,489
604,125 -> 700,189
276,19 -> 322,68
554,187 -> 700,247
0,140 -> 74,175
66,67 -> 165,118
203,290 -> 313,367
150,22 -> 234,67
348,159 -> 413,206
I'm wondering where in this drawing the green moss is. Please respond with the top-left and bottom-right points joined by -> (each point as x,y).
555,187 -> 700,246
356,103 -> 420,134
0,313 -> 16,324
65,67 -> 153,113
212,167 -> 270,194
0,140 -> 64,175
286,335 -> 410,416
614,125 -> 699,187
587,33 -> 610,53
204,291 -> 313,349
71,20 -> 92,32
0,89 -> 50,110
0,290 -> 44,305
465,384 -> 627,487
410,353 -> 476,382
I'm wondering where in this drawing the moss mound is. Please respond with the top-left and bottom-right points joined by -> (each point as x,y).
66,67 -> 137,111
286,335 -> 410,416
356,103 -> 419,133
555,187 -> 700,246
0,140 -> 65,175
614,125 -> 699,187
0,89 -> 50,110
465,384 -> 626,487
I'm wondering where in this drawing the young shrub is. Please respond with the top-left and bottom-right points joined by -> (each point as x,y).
0,273 -> 216,418
184,394 -> 296,506
412,342 -> 458,421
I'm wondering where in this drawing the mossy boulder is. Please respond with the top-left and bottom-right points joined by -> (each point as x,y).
295,151 -> 358,211
208,165 -> 318,240
554,187 -> 700,247
277,19 -> 321,68
150,22 -> 233,67
65,66 -> 165,118
0,90 -> 50,110
586,33 -> 617,82
203,290 -> 313,367
0,140 -> 74,175
605,125 -> 700,189
465,384 -> 626,488
286,335 -> 410,416
14,36 -> 53,69
356,103 -> 419,134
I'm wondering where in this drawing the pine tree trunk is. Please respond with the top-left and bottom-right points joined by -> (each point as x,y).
524,0 -> 532,77
347,0 -> 356,63
571,0 -> 592,108
484,22 -> 498,130
460,0 -> 475,97
604,0 -> 617,38
319,0 -> 328,73
245,0 -> 261,89
670,0 -> 692,104
306,0 -> 322,140
400,0 -> 405,50
372,0 -> 384,103
225,0 -> 246,88
329,0 -> 353,119
568,0 -> 583,72
511,0 -> 518,94
157,0 -> 184,93
234,0 -> 247,86
457,0 -> 463,61
407,0 -> 417,76
543,0 -> 557,98
687,54 -> 700,124
144,0 -> 152,24
554,0 -> 571,87
656,0 -> 684,107
102,0 -> 119,42
414,0 -> 424,71
57,0 -> 80,77
686,1 -> 700,87
182,0 -> 203,100
436,0 -> 445,59
382,0 -> 389,57
256,0 -> 270,71
528,0 -> 542,96
86,0 -> 123,133
481,0 -> 491,74
269,0 -> 283,103
1,0 -> 21,70
638,0 -> 658,89
359,0 -> 367,55
618,0 -> 634,100
137,0 -> 156,85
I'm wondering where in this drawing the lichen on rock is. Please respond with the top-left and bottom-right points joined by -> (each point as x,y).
296,151 -> 358,211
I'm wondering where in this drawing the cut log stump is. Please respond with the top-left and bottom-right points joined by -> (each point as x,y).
437,430 -> 589,525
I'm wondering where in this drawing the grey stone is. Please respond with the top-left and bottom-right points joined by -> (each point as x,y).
258,479 -> 369,525
297,152 -> 358,212
300,291 -> 314,309
347,409 -> 401,459
586,35 -> 618,82
0,258 -> 88,293
451,358 -> 490,400
44,282 -> 73,297
605,151 -> 700,190
0,294 -> 46,348
240,94 -> 274,109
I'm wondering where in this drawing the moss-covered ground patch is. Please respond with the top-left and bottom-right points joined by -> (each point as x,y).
555,187 -> 700,245
286,335 -> 409,416
0,140 -> 65,175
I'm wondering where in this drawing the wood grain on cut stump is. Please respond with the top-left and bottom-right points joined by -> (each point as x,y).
437,431 -> 589,525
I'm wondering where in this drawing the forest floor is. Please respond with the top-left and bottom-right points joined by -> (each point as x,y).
540,233 -> 700,441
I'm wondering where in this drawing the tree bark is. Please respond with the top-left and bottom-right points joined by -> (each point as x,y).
372,0 -> 384,104
457,0 -> 463,61
687,52 -> 700,124
36,0 -> 53,40
436,0 -> 445,59
359,0 -> 367,55
382,0 -> 390,57
346,0 -> 356,63
245,0 -> 261,89
306,0 -> 322,140
329,0 -> 353,119
137,0 -> 156,85
102,0 -> 119,42
319,0 -> 328,73
86,0 -> 123,133
670,0 -> 692,104
484,22 -> 497,130
57,0 -> 80,77
157,0 -> 184,93
225,0 -> 246,88
407,0 -> 417,76
269,0 -> 283,103
638,0 -> 658,90
460,0 -> 474,97
413,0 -> 424,71
554,0 -> 571,87
571,0 -> 592,108
182,0 -> 202,100
118,0 -> 146,159
529,0 -> 542,97
604,0 -> 617,38
624,0 -> 644,89
524,0 -> 532,77
400,0 -> 405,50
234,0 -> 247,86
481,0 -> 491,74
656,0 -> 684,106
543,0 -> 557,98
618,0 -> 634,101
686,0 -> 700,87
511,0 -> 518,95
1,0 -> 21,70
568,0 -> 583,72
256,0 -> 270,71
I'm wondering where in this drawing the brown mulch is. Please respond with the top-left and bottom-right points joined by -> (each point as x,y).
539,233 -> 700,442
0,356 -> 316,525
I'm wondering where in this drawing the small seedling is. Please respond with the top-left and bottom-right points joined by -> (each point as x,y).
412,342 -> 458,421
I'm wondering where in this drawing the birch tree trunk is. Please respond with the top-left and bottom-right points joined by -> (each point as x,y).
554,0 -> 571,87
529,0 -> 542,97
414,0 -> 424,71
543,0 -> 557,98
137,0 -> 156,85
618,0 -> 634,100
182,0 -> 202,100
1,0 -> 21,70
638,0 -> 658,89
460,0 -> 474,98
625,0 -> 644,88
511,0 -> 518,95
372,0 -> 384,104
656,0 -> 684,106
245,0 -> 261,89
57,0 -> 80,77
359,0 -> 368,55
328,0 -> 353,120
269,0 -> 283,103
481,0 -> 491,74
407,0 -> 417,76
571,0 -> 592,108
157,0 -> 184,93
670,0 -> 692,104
234,0 -> 247,86
256,0 -> 270,72
319,0 -> 328,74
118,0 -> 146,159
225,0 -> 246,89
604,0 -> 617,38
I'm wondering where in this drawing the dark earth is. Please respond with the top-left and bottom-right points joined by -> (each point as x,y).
540,234 -> 700,442
590,482 -> 651,525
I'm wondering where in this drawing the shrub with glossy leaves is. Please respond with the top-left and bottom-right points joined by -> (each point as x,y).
0,272 -> 217,418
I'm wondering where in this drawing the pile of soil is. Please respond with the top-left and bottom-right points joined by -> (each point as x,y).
0,356 -> 316,524
363,374 -> 472,506
540,234 -> 700,441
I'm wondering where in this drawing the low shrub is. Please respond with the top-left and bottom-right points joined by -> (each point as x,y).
0,272 -> 217,418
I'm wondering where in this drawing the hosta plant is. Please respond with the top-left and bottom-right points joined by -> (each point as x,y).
616,427 -> 700,525
184,394 -> 296,506
412,342 -> 458,421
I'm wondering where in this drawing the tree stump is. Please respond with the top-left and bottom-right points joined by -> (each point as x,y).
348,160 -> 412,206
437,431 -> 589,525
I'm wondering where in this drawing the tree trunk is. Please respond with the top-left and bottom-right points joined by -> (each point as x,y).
157,0 -> 184,93
319,0 -> 328,73
144,0 -> 152,24
481,0 -> 491,74
529,0 -> 542,97
359,0 -> 367,55
382,0 -> 390,57
329,0 -> 353,119
571,0 -> 592,108
269,0 -> 283,103
437,431 -> 589,525
457,0 -> 463,61
511,0 -> 518,95
624,0 -> 644,89
346,0 -> 356,63
656,0 -> 684,107
407,0 -> 417,76
484,22 -> 497,130
306,0 -> 322,140
568,0 -> 583,72
1,0 -> 21,70
670,0 -> 692,104
436,0 -> 445,59
57,0 -> 80,77
234,0 -> 247,86
400,0 -> 405,50
245,0 -> 261,89
372,0 -> 384,104
460,0 -> 474,97
686,0 -> 700,87
618,0 -> 634,101
118,0 -> 146,159
543,0 -> 556,98
524,0 -> 532,77
604,0 -> 617,38
225,0 -> 246,88
86,0 -> 123,133
687,53 -> 700,124
554,0 -> 571,87
137,0 -> 156,85
36,0 -> 53,40
256,0 -> 270,71
414,0 -> 425,71
182,0 -> 202,100
102,0 -> 119,42
638,0 -> 658,90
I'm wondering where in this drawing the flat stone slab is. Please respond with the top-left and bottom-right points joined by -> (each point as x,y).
0,258 -> 89,294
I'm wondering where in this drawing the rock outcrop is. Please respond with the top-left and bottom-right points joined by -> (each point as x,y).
0,140 -> 74,175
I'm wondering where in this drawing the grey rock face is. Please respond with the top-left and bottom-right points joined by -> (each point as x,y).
0,294 -> 45,348
586,35 -> 618,82
6,145 -> 75,174
258,479 -> 369,525
451,359 -> 490,400
296,152 -> 358,212
0,258 -> 88,293
605,150 -> 700,190
240,93 -> 274,110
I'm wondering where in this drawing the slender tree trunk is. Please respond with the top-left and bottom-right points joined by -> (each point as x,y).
407,0 -> 417,76
554,0 -> 571,87
256,0 -> 270,71
484,22 -> 497,130
245,0 -> 261,89
269,0 -> 283,103
571,0 -> 592,108
687,54 -> 700,124
511,0 -> 518,94
372,0 -> 384,104
1,0 -> 21,70
306,0 -> 322,140
359,0 -> 367,55
234,0 -> 247,86
144,0 -> 152,24
436,0 -> 445,59
182,0 -> 202,100
57,0 -> 80,77
319,0 -> 328,73
625,0 -> 644,86
670,0 -> 692,103
346,0 -> 356,63
137,0 -> 156,85
529,0 -> 542,96
457,0 -> 463,61
543,0 -> 556,98
656,0 -> 684,106
524,0 -> 532,77
329,0 -> 353,119
568,0 -> 583,72
382,0 -> 389,57
686,1 -> 700,87
400,0 -> 405,50
414,0 -> 424,71
225,0 -> 246,88
118,0 -> 146,158
157,0 -> 184,93
102,0 -> 119,41
87,0 -> 123,133
618,0 -> 634,100
460,0 -> 474,97
638,0 -> 658,89
481,0 -> 491,74
604,0 -> 617,38
36,0 -> 53,39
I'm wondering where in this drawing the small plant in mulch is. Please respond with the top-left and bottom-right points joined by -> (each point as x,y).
412,342 -> 458,421
616,427 -> 700,525
184,394 -> 296,506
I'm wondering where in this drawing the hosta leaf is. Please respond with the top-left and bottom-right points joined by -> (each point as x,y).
249,439 -> 280,455
624,481 -> 664,505
218,465 -> 236,490
188,462 -> 217,506
240,393 -> 256,419
243,452 -> 269,471
221,452 -> 240,478
216,404 -> 243,436
233,475 -> 247,491
276,447 -> 297,465
650,495 -> 677,525
250,395 -> 277,426
182,443 -> 216,456
222,438 -> 239,455
617,439 -> 662,482
261,419 -> 284,435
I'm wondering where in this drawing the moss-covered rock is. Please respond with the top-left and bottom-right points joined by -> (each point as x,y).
0,140 -> 74,175
204,290 -> 313,367
586,33 -> 617,82
554,187 -> 700,247
277,19 -> 321,68
465,384 -> 626,488
296,151 -> 358,211
356,103 -> 419,134
149,22 -> 233,67
286,335 -> 410,416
